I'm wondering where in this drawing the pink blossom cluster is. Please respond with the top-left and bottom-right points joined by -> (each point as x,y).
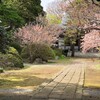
82,29 -> 100,52
15,24 -> 61,45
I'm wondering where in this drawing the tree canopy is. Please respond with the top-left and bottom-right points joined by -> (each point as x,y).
0,0 -> 44,28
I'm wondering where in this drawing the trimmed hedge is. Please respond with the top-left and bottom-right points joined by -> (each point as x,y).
21,43 -> 55,63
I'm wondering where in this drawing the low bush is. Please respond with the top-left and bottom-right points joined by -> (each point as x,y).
10,42 -> 22,54
59,55 -> 66,59
0,53 -> 8,68
0,47 -> 24,69
8,47 -> 19,55
21,43 -> 55,63
7,47 -> 22,60
53,48 -> 63,57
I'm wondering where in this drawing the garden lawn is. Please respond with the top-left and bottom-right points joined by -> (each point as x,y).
0,58 -> 70,90
84,59 -> 100,88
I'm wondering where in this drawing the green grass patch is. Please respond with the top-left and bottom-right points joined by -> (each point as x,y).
96,64 -> 100,70
0,58 -> 72,90
56,57 -> 72,64
0,59 -> 70,89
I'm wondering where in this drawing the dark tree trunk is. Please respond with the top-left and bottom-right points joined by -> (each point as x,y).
78,37 -> 81,51
28,45 -> 33,63
71,44 -> 75,57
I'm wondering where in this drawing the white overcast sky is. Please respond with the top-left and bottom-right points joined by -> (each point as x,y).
41,0 -> 55,11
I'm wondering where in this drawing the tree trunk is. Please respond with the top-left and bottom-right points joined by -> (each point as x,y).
28,45 -> 33,63
78,37 -> 81,51
71,44 -> 75,57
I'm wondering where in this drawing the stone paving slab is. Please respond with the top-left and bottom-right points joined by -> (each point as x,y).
32,66 -> 72,98
31,66 -> 71,96
49,66 -> 78,99
0,95 -> 32,100
0,89 -> 33,94
82,88 -> 100,100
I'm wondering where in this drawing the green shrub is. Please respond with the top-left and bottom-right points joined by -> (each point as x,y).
10,42 -> 22,54
0,49 -> 24,69
21,46 -> 30,60
53,48 -> 63,57
7,47 -> 22,60
21,43 -> 55,63
7,54 -> 24,68
0,53 -> 8,68
8,47 -> 19,55
59,55 -> 66,59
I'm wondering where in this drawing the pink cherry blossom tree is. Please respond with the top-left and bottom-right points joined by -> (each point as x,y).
14,22 -> 62,62
51,0 -> 100,54
81,29 -> 100,53
81,10 -> 100,52
15,23 -> 62,46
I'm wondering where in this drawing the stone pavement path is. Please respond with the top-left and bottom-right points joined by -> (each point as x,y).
31,60 -> 85,100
